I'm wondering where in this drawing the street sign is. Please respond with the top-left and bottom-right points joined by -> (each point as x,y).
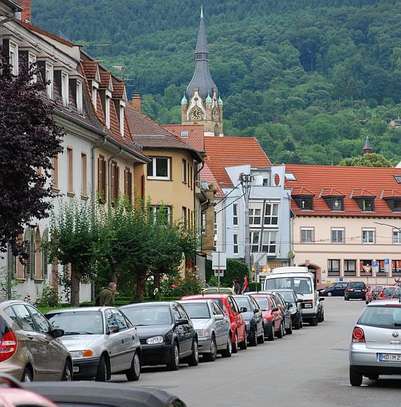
384,258 -> 391,274
372,260 -> 379,274
214,270 -> 224,277
212,252 -> 226,270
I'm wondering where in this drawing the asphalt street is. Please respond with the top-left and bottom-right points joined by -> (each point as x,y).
113,298 -> 401,407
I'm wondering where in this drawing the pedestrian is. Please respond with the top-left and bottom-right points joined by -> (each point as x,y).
233,279 -> 241,294
96,282 -> 117,306
242,275 -> 249,294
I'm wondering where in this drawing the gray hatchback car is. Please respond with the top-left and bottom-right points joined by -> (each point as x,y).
0,300 -> 71,382
350,299 -> 401,386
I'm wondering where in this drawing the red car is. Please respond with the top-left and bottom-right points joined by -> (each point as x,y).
377,285 -> 401,300
182,294 -> 247,353
365,285 -> 384,304
248,293 -> 283,341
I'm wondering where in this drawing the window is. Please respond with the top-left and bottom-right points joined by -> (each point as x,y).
300,227 -> 314,243
328,259 -> 340,275
250,231 -> 261,253
148,157 -> 170,180
344,260 -> 357,274
360,260 -> 373,274
150,206 -> 172,225
81,153 -> 87,197
26,305 -> 50,334
9,41 -> 18,76
119,103 -> 125,137
52,155 -> 59,190
233,234 -> 238,254
61,71 -> 69,106
105,94 -> 111,129
356,198 -> 374,212
262,230 -> 277,255
180,130 -> 189,138
262,178 -> 270,187
393,229 -> 401,244
392,260 -> 401,274
386,198 -> 401,212
294,197 -> 313,210
76,80 -> 83,113
233,203 -> 238,225
67,148 -> 73,194
249,205 -> 262,226
97,155 -> 107,203
92,82 -> 98,111
189,165 -> 193,190
182,159 -> 187,184
45,62 -> 53,99
264,203 -> 279,225
362,229 -> 375,244
394,176 -> 401,184
111,162 -> 119,203
124,168 -> 133,204
182,207 -> 188,227
331,228 -> 345,244
324,197 -> 344,211
28,52 -> 37,83
11,305 -> 35,332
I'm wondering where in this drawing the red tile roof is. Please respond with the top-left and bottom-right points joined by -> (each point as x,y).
286,164 -> 401,217
204,136 -> 271,187
200,163 -> 224,198
19,21 -> 75,47
163,124 -> 205,152
81,60 -> 98,80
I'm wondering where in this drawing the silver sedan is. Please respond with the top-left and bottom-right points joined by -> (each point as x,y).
179,299 -> 232,361
350,299 -> 401,386
46,307 -> 141,381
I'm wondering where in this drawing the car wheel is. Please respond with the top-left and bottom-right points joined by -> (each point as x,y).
267,325 -> 275,341
21,366 -> 33,382
167,342 -> 180,371
277,322 -> 284,338
320,310 -> 325,322
62,360 -> 73,381
95,354 -> 109,382
327,292 -> 332,297
310,317 -> 318,326
286,320 -> 293,335
187,340 -> 199,367
126,351 -> 141,381
350,367 -> 363,387
204,336 -> 217,362
257,326 -> 265,344
231,332 -> 239,354
239,332 -> 248,350
221,336 -> 232,358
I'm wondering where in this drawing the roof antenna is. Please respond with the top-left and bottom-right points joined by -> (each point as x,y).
200,4 -> 204,19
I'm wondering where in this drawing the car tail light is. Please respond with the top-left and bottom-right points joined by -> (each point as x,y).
0,329 -> 17,362
352,327 -> 365,343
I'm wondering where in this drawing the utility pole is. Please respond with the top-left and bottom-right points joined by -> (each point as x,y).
239,173 -> 254,278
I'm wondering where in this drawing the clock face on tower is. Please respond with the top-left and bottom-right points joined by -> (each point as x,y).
190,107 -> 203,121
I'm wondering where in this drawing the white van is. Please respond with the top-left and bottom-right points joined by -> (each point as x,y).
263,267 -> 323,326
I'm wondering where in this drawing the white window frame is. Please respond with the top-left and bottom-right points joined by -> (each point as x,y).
331,228 -> 345,244
76,79 -> 83,113
150,205 -> 172,224
61,71 -> 69,106
119,101 -> 125,137
362,228 -> 375,244
28,52 -> 37,83
300,227 -> 314,243
147,157 -> 171,180
105,91 -> 112,129
233,203 -> 238,226
264,202 -> 279,226
393,229 -> 401,244
250,231 -> 261,253
328,259 -> 341,274
9,41 -> 18,76
92,81 -> 99,111
249,203 -> 262,226
233,234 -> 238,254
45,62 -> 54,99
262,230 -> 277,255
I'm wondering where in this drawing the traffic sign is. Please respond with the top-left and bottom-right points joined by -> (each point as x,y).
212,252 -> 226,270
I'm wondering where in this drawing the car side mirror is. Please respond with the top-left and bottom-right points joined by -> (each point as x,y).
319,298 -> 325,302
239,307 -> 247,313
50,328 -> 64,338
253,308 -> 259,314
108,325 -> 120,334
215,314 -> 224,321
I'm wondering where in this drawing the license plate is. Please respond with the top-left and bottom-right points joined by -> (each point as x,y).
378,353 -> 401,362
73,366 -> 80,373
355,290 -> 361,292
304,304 -> 313,308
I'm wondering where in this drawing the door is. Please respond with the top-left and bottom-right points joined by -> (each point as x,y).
171,305 -> 189,355
250,297 -> 263,336
212,303 -> 226,347
176,304 -> 194,355
229,297 -> 245,341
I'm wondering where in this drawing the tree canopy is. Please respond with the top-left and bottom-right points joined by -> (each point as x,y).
339,152 -> 393,167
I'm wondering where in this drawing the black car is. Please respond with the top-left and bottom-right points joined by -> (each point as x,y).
120,302 -> 198,371
273,289 -> 303,329
233,295 -> 264,346
319,282 -> 347,297
344,282 -> 367,301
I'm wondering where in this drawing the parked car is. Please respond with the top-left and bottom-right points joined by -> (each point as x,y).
179,300 -> 231,360
23,381 -> 187,407
233,295 -> 264,346
319,282 -> 348,297
272,289 -> 303,329
344,282 -> 367,301
182,294 -> 247,352
120,302 -> 198,371
265,291 -> 293,335
349,300 -> 401,386
365,285 -> 384,304
201,287 -> 234,295
377,286 -> 401,300
0,300 -> 71,382
46,307 -> 141,382
247,293 -> 282,341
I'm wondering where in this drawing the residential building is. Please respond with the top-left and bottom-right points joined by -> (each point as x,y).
286,164 -> 401,287
0,0 -> 148,301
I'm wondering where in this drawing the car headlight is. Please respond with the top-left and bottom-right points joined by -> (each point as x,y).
70,349 -> 94,358
146,336 -> 164,345
196,328 -> 210,338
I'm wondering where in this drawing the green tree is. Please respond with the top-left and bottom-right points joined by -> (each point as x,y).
339,153 -> 393,168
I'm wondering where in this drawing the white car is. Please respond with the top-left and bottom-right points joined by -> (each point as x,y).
46,307 -> 141,382
350,299 -> 401,386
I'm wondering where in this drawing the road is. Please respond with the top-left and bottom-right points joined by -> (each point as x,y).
114,298 -> 401,406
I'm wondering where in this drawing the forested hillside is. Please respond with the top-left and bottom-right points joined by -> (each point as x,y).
34,0 -> 401,164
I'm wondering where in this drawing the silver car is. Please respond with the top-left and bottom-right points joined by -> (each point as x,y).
46,307 -> 141,382
179,300 -> 231,361
350,299 -> 401,386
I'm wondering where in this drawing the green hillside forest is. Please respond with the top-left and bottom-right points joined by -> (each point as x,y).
33,0 -> 401,164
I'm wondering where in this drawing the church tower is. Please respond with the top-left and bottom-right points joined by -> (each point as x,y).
181,7 -> 223,136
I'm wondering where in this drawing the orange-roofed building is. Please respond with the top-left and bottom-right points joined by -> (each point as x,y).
286,164 -> 401,286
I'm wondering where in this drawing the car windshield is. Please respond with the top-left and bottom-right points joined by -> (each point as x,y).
47,311 -> 104,335
235,297 -> 251,309
265,277 -> 313,294
122,306 -> 172,326
210,299 -> 225,311
276,291 -> 295,303
182,303 -> 210,319
254,297 -> 269,311
349,282 -> 365,289
358,305 -> 401,329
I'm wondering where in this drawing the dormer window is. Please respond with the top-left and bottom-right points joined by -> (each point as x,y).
322,196 -> 344,211
357,198 -> 374,212
105,91 -> 111,129
385,198 -> 401,212
61,71 -> 69,106
294,196 -> 313,210
45,62 -> 53,99
74,79 -> 83,113
92,81 -> 99,111
9,40 -> 18,76
119,102 -> 125,137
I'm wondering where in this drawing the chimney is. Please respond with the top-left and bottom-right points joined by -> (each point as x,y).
130,93 -> 142,112
20,0 -> 32,23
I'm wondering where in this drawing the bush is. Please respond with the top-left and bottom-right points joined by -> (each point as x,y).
38,285 -> 59,307
160,272 -> 202,298
206,259 -> 249,287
